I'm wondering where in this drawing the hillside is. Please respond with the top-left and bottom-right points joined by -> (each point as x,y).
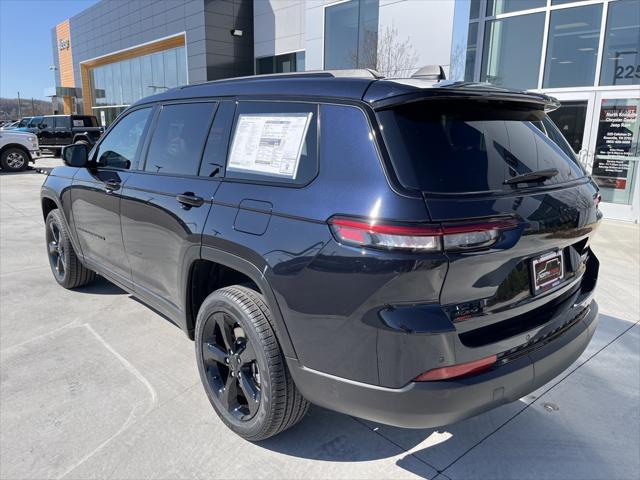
0,97 -> 52,121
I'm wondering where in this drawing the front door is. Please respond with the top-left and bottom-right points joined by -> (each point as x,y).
71,106 -> 154,288
547,89 -> 640,223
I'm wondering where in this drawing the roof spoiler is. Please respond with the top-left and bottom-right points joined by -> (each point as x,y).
411,65 -> 446,82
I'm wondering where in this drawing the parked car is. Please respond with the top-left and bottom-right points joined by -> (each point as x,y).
41,68 -> 602,441
0,129 -> 40,171
0,120 -> 20,130
16,114 -> 102,155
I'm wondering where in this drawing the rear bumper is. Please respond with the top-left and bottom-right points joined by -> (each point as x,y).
288,299 -> 597,428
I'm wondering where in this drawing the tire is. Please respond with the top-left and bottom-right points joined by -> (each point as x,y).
1,147 -> 29,171
74,139 -> 90,146
45,209 -> 96,289
195,285 -> 309,441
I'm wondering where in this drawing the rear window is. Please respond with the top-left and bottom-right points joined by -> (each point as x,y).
378,101 -> 585,193
71,116 -> 98,127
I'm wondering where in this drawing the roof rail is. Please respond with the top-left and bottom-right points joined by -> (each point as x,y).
180,68 -> 384,90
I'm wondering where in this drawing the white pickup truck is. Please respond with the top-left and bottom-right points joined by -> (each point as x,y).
0,130 -> 41,171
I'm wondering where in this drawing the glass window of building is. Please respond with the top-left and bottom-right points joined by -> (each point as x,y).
481,13 -> 545,89
548,101 -> 589,154
324,0 -> 378,70
543,4 -> 602,88
600,0 -> 640,86
469,0 -> 480,19
486,0 -> 545,16
464,22 -> 478,82
255,51 -> 305,74
89,46 -> 187,125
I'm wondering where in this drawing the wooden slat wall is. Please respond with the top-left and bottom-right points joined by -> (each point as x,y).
56,20 -> 75,88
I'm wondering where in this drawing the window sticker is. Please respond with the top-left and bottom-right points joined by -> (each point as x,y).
227,112 -> 312,179
73,119 -> 85,127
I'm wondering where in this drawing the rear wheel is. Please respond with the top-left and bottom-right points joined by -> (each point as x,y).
1,148 -> 29,171
45,209 -> 96,289
195,285 -> 309,441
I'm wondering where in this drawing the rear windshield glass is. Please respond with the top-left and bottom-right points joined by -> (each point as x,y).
378,101 -> 585,193
72,116 -> 98,127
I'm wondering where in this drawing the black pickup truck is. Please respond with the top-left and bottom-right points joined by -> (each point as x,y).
16,114 -> 102,155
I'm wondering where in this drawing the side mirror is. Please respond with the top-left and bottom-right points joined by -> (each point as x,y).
37,123 -> 44,129
62,143 -> 89,167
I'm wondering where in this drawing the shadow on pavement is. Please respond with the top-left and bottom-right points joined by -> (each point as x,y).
74,276 -> 126,295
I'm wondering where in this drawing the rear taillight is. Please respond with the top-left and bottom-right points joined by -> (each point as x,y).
414,355 -> 497,381
328,217 -> 518,252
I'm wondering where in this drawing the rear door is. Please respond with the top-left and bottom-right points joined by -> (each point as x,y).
378,99 -> 601,345
120,101 -> 220,318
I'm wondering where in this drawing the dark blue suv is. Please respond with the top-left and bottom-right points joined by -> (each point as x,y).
41,69 -> 601,440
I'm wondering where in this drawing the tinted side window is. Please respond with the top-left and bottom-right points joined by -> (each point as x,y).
30,117 -> 43,127
144,102 -> 216,176
199,101 -> 236,177
94,107 -> 152,169
41,117 -> 54,129
54,116 -> 71,129
225,102 -> 318,185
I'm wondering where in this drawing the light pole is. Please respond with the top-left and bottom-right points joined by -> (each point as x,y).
17,91 -> 22,118
49,65 -> 58,114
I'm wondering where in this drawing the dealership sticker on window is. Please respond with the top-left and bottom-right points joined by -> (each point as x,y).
227,112 -> 312,179
73,119 -> 85,127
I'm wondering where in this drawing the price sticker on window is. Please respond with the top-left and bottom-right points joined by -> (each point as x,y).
227,112 -> 312,179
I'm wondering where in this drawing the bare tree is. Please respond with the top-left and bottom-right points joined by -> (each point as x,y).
349,25 -> 420,78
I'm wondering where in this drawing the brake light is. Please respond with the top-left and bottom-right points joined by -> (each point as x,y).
414,355 -> 497,381
328,217 -> 518,252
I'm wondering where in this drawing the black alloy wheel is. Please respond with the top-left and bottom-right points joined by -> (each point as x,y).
45,209 -> 96,289
201,311 -> 261,420
46,219 -> 66,282
195,286 -> 309,440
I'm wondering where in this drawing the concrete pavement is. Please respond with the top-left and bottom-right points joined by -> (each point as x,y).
1,157 -> 638,479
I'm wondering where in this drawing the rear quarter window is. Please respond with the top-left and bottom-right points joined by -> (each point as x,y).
224,101 -> 318,186
378,101 -> 585,193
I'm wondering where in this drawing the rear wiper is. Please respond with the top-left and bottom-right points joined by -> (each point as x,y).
504,168 -> 559,185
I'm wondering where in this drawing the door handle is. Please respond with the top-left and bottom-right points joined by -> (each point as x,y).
104,180 -> 121,193
176,192 -> 204,208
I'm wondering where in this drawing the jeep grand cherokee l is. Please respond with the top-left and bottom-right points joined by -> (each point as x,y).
41,69 -> 601,441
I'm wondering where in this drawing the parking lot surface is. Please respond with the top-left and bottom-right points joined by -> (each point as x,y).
1,157 -> 639,480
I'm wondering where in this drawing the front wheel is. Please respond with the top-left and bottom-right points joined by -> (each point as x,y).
195,285 -> 309,441
1,147 -> 29,171
45,209 -> 96,289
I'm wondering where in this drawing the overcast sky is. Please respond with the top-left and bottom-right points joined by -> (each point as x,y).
0,0 -> 99,100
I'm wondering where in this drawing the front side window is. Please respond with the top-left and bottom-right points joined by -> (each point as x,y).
599,0 -> 640,86
40,117 -> 54,129
225,102 -> 318,185
94,107 -> 152,169
543,4 -> 602,88
29,117 -> 43,127
481,13 -> 545,90
144,102 -> 217,176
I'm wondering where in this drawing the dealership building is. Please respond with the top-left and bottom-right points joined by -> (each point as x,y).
50,0 -> 639,221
